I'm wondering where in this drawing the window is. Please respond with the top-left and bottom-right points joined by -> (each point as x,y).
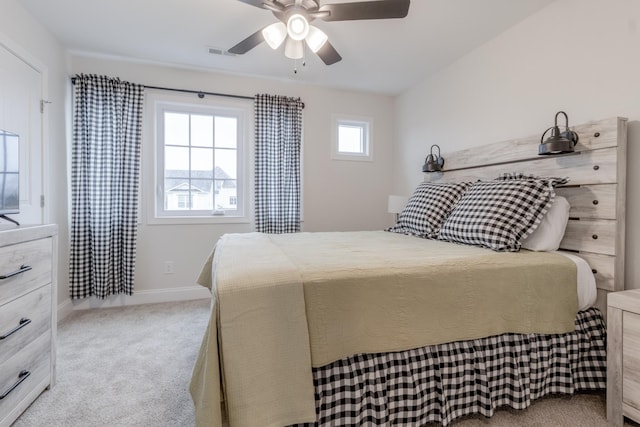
332,115 -> 372,161
149,94 -> 251,223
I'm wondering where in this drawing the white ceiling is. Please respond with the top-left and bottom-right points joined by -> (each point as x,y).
19,0 -> 555,95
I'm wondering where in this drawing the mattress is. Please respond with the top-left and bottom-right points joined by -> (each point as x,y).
556,250 -> 597,310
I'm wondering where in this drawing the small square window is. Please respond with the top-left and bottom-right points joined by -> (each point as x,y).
332,115 -> 372,161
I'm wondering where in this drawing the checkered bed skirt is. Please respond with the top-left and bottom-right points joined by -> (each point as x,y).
290,307 -> 606,427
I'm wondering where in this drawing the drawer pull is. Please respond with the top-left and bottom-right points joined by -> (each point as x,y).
0,264 -> 32,280
0,370 -> 30,400
0,318 -> 31,340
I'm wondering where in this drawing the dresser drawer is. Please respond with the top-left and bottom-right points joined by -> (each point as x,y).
623,311 -> 640,414
0,238 -> 52,306
0,285 -> 51,366
0,332 -> 51,424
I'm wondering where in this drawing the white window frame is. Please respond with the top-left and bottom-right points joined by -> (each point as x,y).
331,114 -> 373,162
144,91 -> 252,225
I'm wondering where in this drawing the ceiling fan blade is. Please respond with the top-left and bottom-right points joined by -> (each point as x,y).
236,0 -> 268,9
236,0 -> 286,10
319,0 -> 410,22
316,41 -> 342,65
228,29 -> 265,55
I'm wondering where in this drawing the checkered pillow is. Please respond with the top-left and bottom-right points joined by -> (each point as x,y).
437,175 -> 567,251
387,182 -> 470,238
495,172 -> 568,188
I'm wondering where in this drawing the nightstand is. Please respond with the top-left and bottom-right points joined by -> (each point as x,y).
607,289 -> 640,426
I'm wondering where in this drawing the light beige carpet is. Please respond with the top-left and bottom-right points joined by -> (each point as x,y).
14,299 -> 211,427
13,299 -> 640,426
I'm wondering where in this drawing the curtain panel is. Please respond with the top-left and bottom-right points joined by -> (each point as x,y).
70,74 -> 144,299
254,94 -> 304,233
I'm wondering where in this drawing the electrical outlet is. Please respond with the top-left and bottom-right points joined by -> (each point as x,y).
164,261 -> 174,274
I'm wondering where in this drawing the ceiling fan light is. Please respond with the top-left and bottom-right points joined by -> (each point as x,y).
262,22 -> 287,50
306,26 -> 328,53
284,38 -> 304,59
287,14 -> 309,41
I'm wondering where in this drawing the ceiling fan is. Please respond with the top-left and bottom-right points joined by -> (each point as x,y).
229,0 -> 410,66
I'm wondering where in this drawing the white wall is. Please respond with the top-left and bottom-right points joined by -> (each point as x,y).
394,0 -> 640,289
1,0 -> 395,312
68,55 -> 396,306
0,0 -> 69,304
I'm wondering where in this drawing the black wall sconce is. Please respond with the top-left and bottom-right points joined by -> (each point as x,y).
422,144 -> 444,172
539,111 -> 579,155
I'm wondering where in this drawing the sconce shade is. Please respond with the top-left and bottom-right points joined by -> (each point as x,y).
388,195 -> 408,214
539,111 -> 579,155
422,144 -> 444,172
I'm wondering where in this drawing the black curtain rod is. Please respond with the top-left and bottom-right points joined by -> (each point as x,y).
70,77 -> 305,108
70,77 -> 253,101
144,85 -> 254,101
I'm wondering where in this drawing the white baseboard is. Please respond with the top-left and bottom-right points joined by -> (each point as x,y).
57,286 -> 211,322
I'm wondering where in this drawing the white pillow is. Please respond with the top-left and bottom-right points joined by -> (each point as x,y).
521,196 -> 570,251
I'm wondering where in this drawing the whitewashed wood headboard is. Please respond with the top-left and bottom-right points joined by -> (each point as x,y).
424,117 -> 628,315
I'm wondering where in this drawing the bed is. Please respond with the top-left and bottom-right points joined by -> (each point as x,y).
189,116 -> 627,426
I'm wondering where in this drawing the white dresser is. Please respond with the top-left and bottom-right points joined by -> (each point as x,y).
0,225 -> 57,427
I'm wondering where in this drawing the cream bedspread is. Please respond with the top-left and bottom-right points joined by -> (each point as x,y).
190,231 -> 578,427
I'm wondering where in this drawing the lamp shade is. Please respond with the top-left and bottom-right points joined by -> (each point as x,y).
285,38 -> 304,59
388,195 -> 408,214
306,26 -> 328,53
538,128 -> 577,154
262,22 -> 287,50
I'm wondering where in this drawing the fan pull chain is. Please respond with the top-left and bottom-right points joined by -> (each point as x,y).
293,48 -> 307,74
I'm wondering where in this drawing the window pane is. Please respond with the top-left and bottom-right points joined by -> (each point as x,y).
164,178 -> 190,210
215,116 -> 237,149
165,146 -> 189,172
214,179 -> 237,210
215,148 -> 237,180
192,179 -> 214,210
191,114 -> 213,147
191,147 -> 214,179
338,125 -> 364,153
165,112 -> 189,146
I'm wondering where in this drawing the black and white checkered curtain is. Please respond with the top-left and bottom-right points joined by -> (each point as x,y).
254,94 -> 303,233
70,74 -> 144,299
